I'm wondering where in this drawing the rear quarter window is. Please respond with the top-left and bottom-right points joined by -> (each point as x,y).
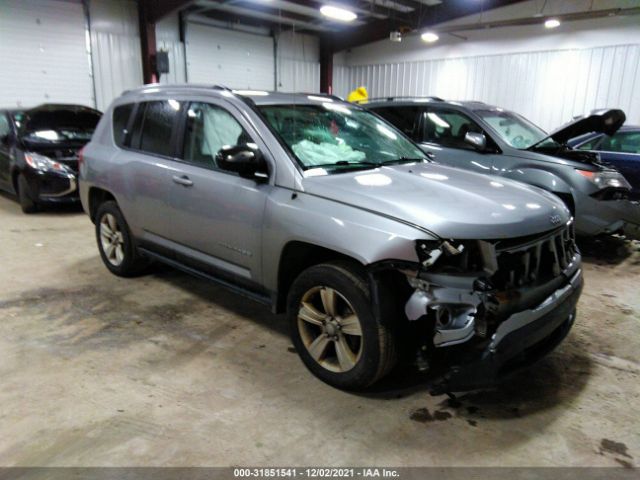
112,104 -> 134,147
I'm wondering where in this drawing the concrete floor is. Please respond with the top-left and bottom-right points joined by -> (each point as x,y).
0,193 -> 639,468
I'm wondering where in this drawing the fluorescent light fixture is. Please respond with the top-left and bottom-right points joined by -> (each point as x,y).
320,5 -> 357,22
421,31 -> 439,43
544,18 -> 561,28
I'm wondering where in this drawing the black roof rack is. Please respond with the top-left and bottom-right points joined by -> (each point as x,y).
359,96 -> 445,104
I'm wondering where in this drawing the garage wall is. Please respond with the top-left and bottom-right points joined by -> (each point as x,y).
89,0 -> 143,111
186,22 -> 275,89
276,31 -> 320,93
337,12 -> 640,130
156,11 -> 187,85
0,0 -> 94,108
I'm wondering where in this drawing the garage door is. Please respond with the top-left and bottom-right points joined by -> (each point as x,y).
186,23 -> 275,90
0,0 -> 94,109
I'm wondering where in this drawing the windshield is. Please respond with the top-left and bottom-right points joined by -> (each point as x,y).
259,103 -> 427,171
15,109 -> 101,142
475,109 -> 552,149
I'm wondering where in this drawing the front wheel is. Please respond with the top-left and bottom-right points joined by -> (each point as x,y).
17,174 -> 38,213
95,201 -> 149,277
287,262 -> 397,390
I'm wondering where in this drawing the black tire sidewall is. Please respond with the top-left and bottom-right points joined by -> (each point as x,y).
95,201 -> 144,277
287,263 -> 386,390
17,174 -> 37,213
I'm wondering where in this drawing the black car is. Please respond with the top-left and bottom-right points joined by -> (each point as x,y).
0,104 -> 101,213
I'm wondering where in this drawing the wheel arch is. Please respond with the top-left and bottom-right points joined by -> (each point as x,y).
275,241 -> 367,314
88,187 -> 117,223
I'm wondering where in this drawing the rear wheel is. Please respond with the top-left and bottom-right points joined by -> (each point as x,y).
287,262 -> 397,390
17,174 -> 38,213
95,201 -> 149,277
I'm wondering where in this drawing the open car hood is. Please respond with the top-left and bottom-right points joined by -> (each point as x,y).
529,108 -> 626,149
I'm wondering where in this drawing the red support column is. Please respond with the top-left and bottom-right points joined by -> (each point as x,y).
319,39 -> 333,95
139,2 -> 157,84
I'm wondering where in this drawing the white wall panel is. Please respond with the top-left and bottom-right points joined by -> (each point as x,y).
186,22 -> 275,90
344,44 -> 640,130
0,0 -> 94,108
277,60 -> 319,92
89,0 -> 142,111
156,12 -> 186,85
275,31 -> 319,93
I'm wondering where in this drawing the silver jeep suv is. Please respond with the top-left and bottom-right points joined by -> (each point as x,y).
80,85 -> 583,392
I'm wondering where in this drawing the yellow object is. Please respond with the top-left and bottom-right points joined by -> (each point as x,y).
347,86 -> 368,103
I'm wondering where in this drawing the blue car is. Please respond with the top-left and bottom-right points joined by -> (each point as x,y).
569,126 -> 640,199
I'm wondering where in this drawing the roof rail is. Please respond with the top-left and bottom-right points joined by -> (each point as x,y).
359,95 -> 445,104
121,83 -> 236,96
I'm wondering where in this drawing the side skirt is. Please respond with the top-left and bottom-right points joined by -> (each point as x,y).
139,247 -> 273,308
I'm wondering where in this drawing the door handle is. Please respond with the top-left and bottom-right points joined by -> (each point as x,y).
172,175 -> 193,187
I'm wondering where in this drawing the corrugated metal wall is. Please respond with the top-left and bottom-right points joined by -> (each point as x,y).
89,0 -> 143,111
0,0 -> 94,108
186,22 -> 275,90
275,31 -> 320,93
277,60 -> 320,92
337,44 -> 640,130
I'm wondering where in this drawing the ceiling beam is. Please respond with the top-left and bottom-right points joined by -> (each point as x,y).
141,0 -> 196,23
327,0 -> 530,51
191,1 -> 337,31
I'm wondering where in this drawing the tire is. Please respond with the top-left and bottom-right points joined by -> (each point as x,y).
95,200 -> 149,277
287,261 -> 397,390
17,174 -> 38,213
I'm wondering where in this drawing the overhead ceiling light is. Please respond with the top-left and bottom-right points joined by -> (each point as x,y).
320,5 -> 357,22
544,18 -> 561,28
421,31 -> 439,43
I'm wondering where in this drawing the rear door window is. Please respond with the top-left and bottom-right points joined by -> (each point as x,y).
129,100 -> 181,157
599,132 -> 640,154
372,106 -> 420,139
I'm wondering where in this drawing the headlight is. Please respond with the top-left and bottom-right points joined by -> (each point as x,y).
575,169 -> 631,190
24,152 -> 70,173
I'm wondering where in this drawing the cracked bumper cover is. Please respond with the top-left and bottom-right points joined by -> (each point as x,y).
430,268 -> 583,393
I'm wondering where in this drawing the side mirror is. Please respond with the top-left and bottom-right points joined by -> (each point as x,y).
464,132 -> 487,151
217,144 -> 268,180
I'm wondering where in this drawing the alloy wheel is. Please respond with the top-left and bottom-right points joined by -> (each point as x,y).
99,213 -> 125,266
297,286 -> 363,373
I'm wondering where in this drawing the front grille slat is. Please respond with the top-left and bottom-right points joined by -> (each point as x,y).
491,223 -> 576,290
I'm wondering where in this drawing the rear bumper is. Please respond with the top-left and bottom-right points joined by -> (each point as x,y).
430,269 -> 583,394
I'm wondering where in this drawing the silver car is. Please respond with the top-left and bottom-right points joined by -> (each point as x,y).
368,99 -> 640,239
80,85 -> 583,392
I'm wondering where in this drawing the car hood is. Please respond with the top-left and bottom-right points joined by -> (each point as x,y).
302,163 -> 570,240
530,108 -> 626,148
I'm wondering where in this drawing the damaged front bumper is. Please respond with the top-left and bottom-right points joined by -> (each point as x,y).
429,268 -> 582,394
403,224 -> 583,393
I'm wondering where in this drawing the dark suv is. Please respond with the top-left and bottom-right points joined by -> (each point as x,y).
0,104 -> 101,212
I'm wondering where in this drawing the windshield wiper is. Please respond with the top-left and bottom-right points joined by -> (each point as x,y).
311,160 -> 380,170
381,157 -> 427,165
